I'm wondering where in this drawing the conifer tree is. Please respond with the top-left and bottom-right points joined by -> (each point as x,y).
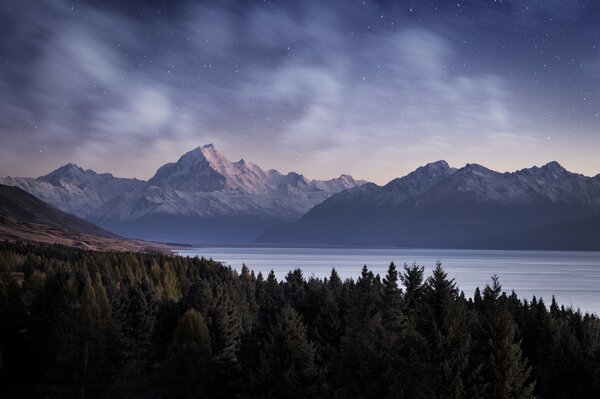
401,262 -> 425,313
307,273 -> 343,385
475,276 -> 535,399
210,289 -> 243,381
418,263 -> 471,399
284,268 -> 307,312
253,305 -> 322,398
338,265 -> 385,398
380,262 -> 409,397
328,268 -> 342,291
164,309 -> 213,398
239,263 -> 258,332
123,279 -> 158,373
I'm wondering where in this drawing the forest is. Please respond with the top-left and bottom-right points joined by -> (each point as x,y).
1,241 -> 599,398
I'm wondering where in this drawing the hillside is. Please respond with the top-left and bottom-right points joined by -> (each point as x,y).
0,184 -> 169,253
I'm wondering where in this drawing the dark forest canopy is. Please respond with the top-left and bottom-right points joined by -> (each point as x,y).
1,242 -> 599,398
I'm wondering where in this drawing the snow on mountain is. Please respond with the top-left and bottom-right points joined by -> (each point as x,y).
0,164 -> 144,217
0,144 -> 366,242
308,160 -> 456,212
95,144 -> 366,223
3,148 -> 598,247
260,160 -> 600,247
414,161 -> 600,209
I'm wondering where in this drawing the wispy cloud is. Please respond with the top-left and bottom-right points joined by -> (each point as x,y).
0,0 -> 599,181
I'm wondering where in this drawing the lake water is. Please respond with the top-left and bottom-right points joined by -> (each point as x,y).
176,247 -> 600,315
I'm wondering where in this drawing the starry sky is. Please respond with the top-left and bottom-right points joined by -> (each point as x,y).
1,0 -> 599,184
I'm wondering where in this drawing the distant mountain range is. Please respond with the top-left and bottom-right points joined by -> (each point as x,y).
3,147 -> 600,249
0,164 -> 145,217
260,161 -> 600,250
1,145 -> 365,243
0,184 -> 168,253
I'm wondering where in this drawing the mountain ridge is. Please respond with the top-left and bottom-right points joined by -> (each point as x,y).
0,144 -> 367,243
2,148 -> 599,247
0,164 -> 145,217
92,144 -> 367,242
259,160 -> 600,249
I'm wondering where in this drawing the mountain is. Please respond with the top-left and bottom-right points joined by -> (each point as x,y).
0,145 -> 366,243
0,164 -> 144,217
466,216 -> 600,251
0,184 -> 168,253
91,144 -> 366,243
259,161 -> 600,249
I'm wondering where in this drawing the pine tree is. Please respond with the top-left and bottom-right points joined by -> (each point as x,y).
475,276 -> 535,399
338,265 -> 385,398
0,267 -> 27,382
253,305 -> 322,398
123,279 -> 158,374
183,279 -> 214,316
381,262 -> 405,330
380,262 -> 409,397
239,263 -> 258,332
284,268 -> 306,311
328,268 -> 342,291
401,262 -> 425,313
164,309 -> 213,398
210,289 -> 243,384
257,270 -> 282,329
417,263 -> 471,399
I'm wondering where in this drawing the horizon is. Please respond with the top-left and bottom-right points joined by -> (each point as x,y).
3,143 -> 600,184
1,1 -> 600,183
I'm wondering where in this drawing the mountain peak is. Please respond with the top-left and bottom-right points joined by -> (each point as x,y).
58,163 -> 84,173
409,160 -> 453,179
149,147 -> 227,191
462,163 -> 492,174
420,160 -> 451,173
542,161 -> 566,173
38,163 -> 89,183
427,160 -> 449,168
178,144 -> 224,164
199,143 -> 218,154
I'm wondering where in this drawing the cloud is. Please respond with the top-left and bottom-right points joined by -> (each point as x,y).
0,0 -> 599,180
236,20 -> 520,181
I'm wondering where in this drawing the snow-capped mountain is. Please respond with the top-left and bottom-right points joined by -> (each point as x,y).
146,144 -> 362,196
0,164 -> 145,217
314,160 -> 457,211
260,161 -> 600,249
6,147 -> 597,248
0,144 -> 366,243
91,145 -> 366,242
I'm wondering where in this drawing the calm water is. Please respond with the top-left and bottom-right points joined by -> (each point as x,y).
177,247 -> 600,315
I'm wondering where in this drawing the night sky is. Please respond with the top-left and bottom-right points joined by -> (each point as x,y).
1,0 -> 599,183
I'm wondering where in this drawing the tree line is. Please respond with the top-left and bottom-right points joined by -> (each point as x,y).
0,241 -> 599,398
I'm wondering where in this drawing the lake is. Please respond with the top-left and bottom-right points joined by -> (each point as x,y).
176,247 -> 600,315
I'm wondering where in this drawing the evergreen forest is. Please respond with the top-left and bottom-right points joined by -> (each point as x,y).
1,242 -> 599,398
